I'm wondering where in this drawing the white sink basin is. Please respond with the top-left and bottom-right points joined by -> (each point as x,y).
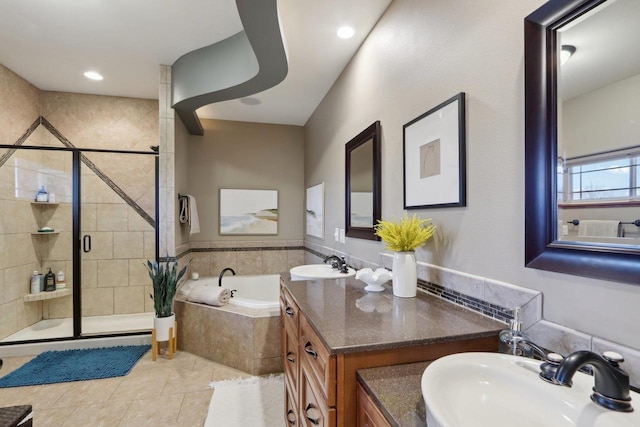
421,352 -> 640,427
289,264 -> 356,281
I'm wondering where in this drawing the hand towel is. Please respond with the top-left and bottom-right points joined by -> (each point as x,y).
188,195 -> 200,235
578,220 -> 620,237
188,284 -> 231,307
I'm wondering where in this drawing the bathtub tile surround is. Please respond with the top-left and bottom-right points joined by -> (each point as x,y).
174,297 -> 281,375
175,240 -> 304,278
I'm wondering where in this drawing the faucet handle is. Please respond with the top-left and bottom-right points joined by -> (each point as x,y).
546,352 -> 564,364
603,351 -> 624,366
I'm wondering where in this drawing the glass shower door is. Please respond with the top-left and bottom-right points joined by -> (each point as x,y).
79,150 -> 157,336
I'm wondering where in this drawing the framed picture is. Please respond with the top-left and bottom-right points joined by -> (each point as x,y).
306,182 -> 324,238
219,189 -> 278,235
403,92 -> 466,209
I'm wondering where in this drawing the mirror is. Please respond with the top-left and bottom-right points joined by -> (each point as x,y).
525,0 -> 640,284
345,121 -> 381,240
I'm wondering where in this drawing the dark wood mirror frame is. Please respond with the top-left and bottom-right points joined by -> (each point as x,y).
345,121 -> 381,241
524,0 -> 640,285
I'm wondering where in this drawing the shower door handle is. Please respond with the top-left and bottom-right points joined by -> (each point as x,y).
83,235 -> 92,253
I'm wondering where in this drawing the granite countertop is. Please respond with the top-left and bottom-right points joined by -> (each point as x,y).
357,362 -> 430,427
281,274 -> 504,354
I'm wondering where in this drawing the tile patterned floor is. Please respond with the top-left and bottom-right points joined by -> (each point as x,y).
0,350 -> 252,426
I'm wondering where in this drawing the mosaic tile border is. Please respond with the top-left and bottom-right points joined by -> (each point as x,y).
0,116 -> 155,228
175,245 -> 305,260
418,280 -> 513,323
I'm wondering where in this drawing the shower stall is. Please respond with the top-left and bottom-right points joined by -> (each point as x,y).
0,127 -> 158,345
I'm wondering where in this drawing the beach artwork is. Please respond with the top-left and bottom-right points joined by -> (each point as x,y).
220,189 -> 278,235
306,183 -> 324,238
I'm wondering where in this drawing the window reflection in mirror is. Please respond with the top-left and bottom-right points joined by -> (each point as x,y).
345,121 -> 381,240
555,0 -> 640,246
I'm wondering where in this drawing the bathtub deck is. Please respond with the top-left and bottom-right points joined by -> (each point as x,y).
174,297 -> 282,376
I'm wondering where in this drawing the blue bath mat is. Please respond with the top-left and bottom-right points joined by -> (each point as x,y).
0,345 -> 150,388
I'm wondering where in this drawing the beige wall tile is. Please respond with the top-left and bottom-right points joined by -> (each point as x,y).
82,203 -> 97,231
17,297 -> 42,328
4,263 -> 36,302
82,288 -> 114,316
44,231 -> 73,261
114,286 -> 144,314
189,253 -> 212,277
210,251 -> 237,277
45,294 -> 72,319
129,259 -> 150,287
97,204 -> 129,231
82,232 -> 113,260
5,233 -> 38,268
0,301 -> 17,340
143,231 -> 156,259
263,250 -> 288,274
81,259 -> 98,288
144,285 -> 155,312
98,259 -> 129,287
113,231 -> 144,259
236,251 -> 263,275
253,316 -> 281,358
287,249 -> 304,270
5,200 -> 37,233
128,208 -> 154,232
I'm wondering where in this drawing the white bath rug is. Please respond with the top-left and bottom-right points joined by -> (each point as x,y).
205,374 -> 284,427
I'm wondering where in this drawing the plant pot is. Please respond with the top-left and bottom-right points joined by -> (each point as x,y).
392,251 -> 417,298
154,313 -> 176,342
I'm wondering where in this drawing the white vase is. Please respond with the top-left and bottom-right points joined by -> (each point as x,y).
392,251 -> 417,298
154,313 -> 176,342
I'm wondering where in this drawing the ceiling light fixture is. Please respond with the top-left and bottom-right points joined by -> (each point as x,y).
560,45 -> 576,65
337,26 -> 355,39
84,71 -> 103,81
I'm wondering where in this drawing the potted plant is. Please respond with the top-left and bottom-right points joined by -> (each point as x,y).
374,214 -> 435,297
146,258 -> 187,341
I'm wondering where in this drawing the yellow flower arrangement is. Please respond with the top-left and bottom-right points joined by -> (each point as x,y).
374,214 -> 435,252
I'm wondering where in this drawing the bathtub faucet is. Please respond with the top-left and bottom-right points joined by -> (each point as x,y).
323,255 -> 349,274
218,267 -> 236,287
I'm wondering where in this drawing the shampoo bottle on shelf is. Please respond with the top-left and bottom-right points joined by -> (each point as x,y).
44,268 -> 56,292
35,186 -> 48,202
30,271 -> 41,294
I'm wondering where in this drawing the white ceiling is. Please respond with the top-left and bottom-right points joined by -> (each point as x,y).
559,0 -> 640,100
0,0 -> 391,126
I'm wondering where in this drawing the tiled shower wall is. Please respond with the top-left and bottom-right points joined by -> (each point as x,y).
0,64 -> 159,339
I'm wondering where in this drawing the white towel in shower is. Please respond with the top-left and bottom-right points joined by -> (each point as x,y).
578,220 -> 620,237
188,195 -> 200,235
188,284 -> 231,307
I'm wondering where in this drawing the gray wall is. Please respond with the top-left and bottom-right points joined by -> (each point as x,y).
303,0 -> 640,350
185,118 -> 305,241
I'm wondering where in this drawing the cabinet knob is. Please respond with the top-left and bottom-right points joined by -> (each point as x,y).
304,403 -> 321,425
304,341 -> 318,359
286,409 -> 296,425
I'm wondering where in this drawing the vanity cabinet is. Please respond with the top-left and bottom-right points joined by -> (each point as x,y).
356,383 -> 391,427
280,277 -> 502,426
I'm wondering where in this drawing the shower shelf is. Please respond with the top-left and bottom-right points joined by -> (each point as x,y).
24,288 -> 72,302
31,231 -> 60,235
30,201 -> 59,206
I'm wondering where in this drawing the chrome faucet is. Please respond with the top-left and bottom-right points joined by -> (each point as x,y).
554,350 -> 632,412
218,267 -> 236,287
323,255 -> 349,273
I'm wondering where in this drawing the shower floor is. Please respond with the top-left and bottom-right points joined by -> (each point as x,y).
1,312 -> 154,342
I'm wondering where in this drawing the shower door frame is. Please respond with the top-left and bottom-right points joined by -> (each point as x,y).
0,144 -> 159,345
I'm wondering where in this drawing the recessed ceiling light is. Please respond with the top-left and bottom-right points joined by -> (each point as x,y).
84,71 -> 103,81
239,97 -> 261,106
337,26 -> 355,39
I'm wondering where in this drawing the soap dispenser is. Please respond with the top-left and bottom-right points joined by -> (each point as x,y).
44,268 -> 56,292
499,307 -> 532,357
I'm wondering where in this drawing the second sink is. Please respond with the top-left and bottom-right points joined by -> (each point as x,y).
290,264 -> 356,281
